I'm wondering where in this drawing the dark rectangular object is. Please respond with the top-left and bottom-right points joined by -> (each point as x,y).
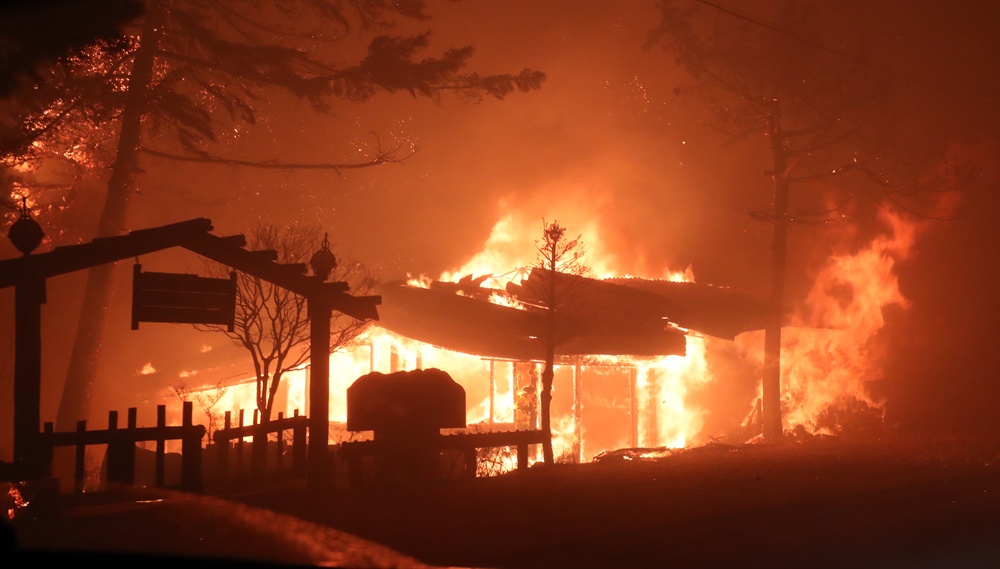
132,264 -> 236,331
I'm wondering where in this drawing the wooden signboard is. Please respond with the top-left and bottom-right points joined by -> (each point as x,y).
132,264 -> 237,331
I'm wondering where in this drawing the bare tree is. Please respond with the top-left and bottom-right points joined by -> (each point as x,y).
523,221 -> 590,464
200,222 -> 375,427
169,380 -> 228,439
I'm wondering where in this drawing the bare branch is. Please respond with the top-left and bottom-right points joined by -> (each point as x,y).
197,222 -> 377,422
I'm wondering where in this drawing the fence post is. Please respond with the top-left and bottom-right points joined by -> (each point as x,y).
124,408 -> 137,485
237,409 -> 245,475
180,401 -> 203,492
276,411 -> 285,472
74,420 -> 86,493
217,410 -> 231,480
156,405 -> 166,487
105,410 -> 129,488
251,408 -> 265,476
292,409 -> 306,475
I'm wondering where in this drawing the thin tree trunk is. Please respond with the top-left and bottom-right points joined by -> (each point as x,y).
762,102 -> 787,443
55,3 -> 165,430
540,361 -> 555,464
541,263 -> 557,464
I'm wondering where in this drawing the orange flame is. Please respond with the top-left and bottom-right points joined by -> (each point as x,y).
736,211 -> 915,436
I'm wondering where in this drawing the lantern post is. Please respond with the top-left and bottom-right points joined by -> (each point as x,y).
8,198 -> 46,477
307,233 -> 337,491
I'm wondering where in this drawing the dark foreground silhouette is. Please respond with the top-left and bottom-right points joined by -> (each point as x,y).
8,435 -> 999,568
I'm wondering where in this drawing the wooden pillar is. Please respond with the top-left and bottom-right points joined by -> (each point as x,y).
533,362 -> 541,429
646,368 -> 660,447
512,363 -> 521,427
629,366 -> 638,449
508,362 -> 516,425
13,275 -> 45,477
513,361 -> 524,428
489,360 -> 496,426
574,358 -> 582,463
307,298 -> 332,491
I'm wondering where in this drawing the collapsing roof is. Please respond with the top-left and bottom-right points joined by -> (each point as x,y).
374,268 -> 771,361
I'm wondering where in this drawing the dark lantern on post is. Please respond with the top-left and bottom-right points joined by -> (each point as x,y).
7,197 -> 44,256
309,232 -> 337,281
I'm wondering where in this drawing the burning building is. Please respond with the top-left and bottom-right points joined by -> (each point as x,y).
161,204 -> 916,470
366,266 -> 771,459
181,257 -> 774,464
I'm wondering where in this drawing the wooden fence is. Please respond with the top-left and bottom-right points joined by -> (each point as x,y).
33,404 -> 538,494
211,409 -> 308,482
39,401 -> 205,493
